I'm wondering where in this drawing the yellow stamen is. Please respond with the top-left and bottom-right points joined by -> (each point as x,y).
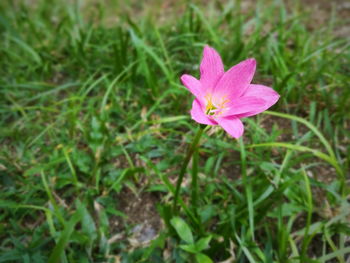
204,94 -> 230,117
204,94 -> 216,115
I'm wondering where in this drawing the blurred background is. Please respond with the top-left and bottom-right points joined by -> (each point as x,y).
0,0 -> 349,262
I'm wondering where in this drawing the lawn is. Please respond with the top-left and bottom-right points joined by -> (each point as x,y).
0,0 -> 349,262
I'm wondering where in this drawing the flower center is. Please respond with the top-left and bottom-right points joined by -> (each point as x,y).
205,99 -> 217,116
204,94 -> 229,117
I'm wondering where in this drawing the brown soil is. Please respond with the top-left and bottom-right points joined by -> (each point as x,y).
300,0 -> 350,37
118,188 -> 161,229
116,187 -> 162,247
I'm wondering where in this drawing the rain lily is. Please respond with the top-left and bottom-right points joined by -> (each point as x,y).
181,45 -> 280,138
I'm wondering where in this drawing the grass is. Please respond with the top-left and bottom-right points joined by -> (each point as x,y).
0,0 -> 349,262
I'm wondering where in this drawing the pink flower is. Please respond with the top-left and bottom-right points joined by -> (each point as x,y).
181,45 -> 280,138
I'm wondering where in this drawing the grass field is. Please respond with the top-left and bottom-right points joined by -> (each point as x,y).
1,0 -> 349,262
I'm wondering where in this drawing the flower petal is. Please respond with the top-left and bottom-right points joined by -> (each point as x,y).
214,58 -> 256,100
181,74 -> 204,99
217,116 -> 244,139
199,45 -> 224,93
190,99 -> 217,125
236,84 -> 280,118
224,96 -> 266,116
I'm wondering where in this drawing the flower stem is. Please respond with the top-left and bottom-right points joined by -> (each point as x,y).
191,146 -> 199,212
173,125 -> 205,213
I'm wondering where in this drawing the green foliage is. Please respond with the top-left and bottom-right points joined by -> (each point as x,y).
171,217 -> 212,262
1,0 -> 349,262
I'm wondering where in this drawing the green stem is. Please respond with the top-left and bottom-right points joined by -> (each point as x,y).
191,147 -> 199,212
173,125 -> 205,213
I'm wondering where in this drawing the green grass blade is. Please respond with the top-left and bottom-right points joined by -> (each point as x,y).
48,211 -> 82,263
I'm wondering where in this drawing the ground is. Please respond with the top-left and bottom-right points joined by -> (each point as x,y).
0,0 -> 349,262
